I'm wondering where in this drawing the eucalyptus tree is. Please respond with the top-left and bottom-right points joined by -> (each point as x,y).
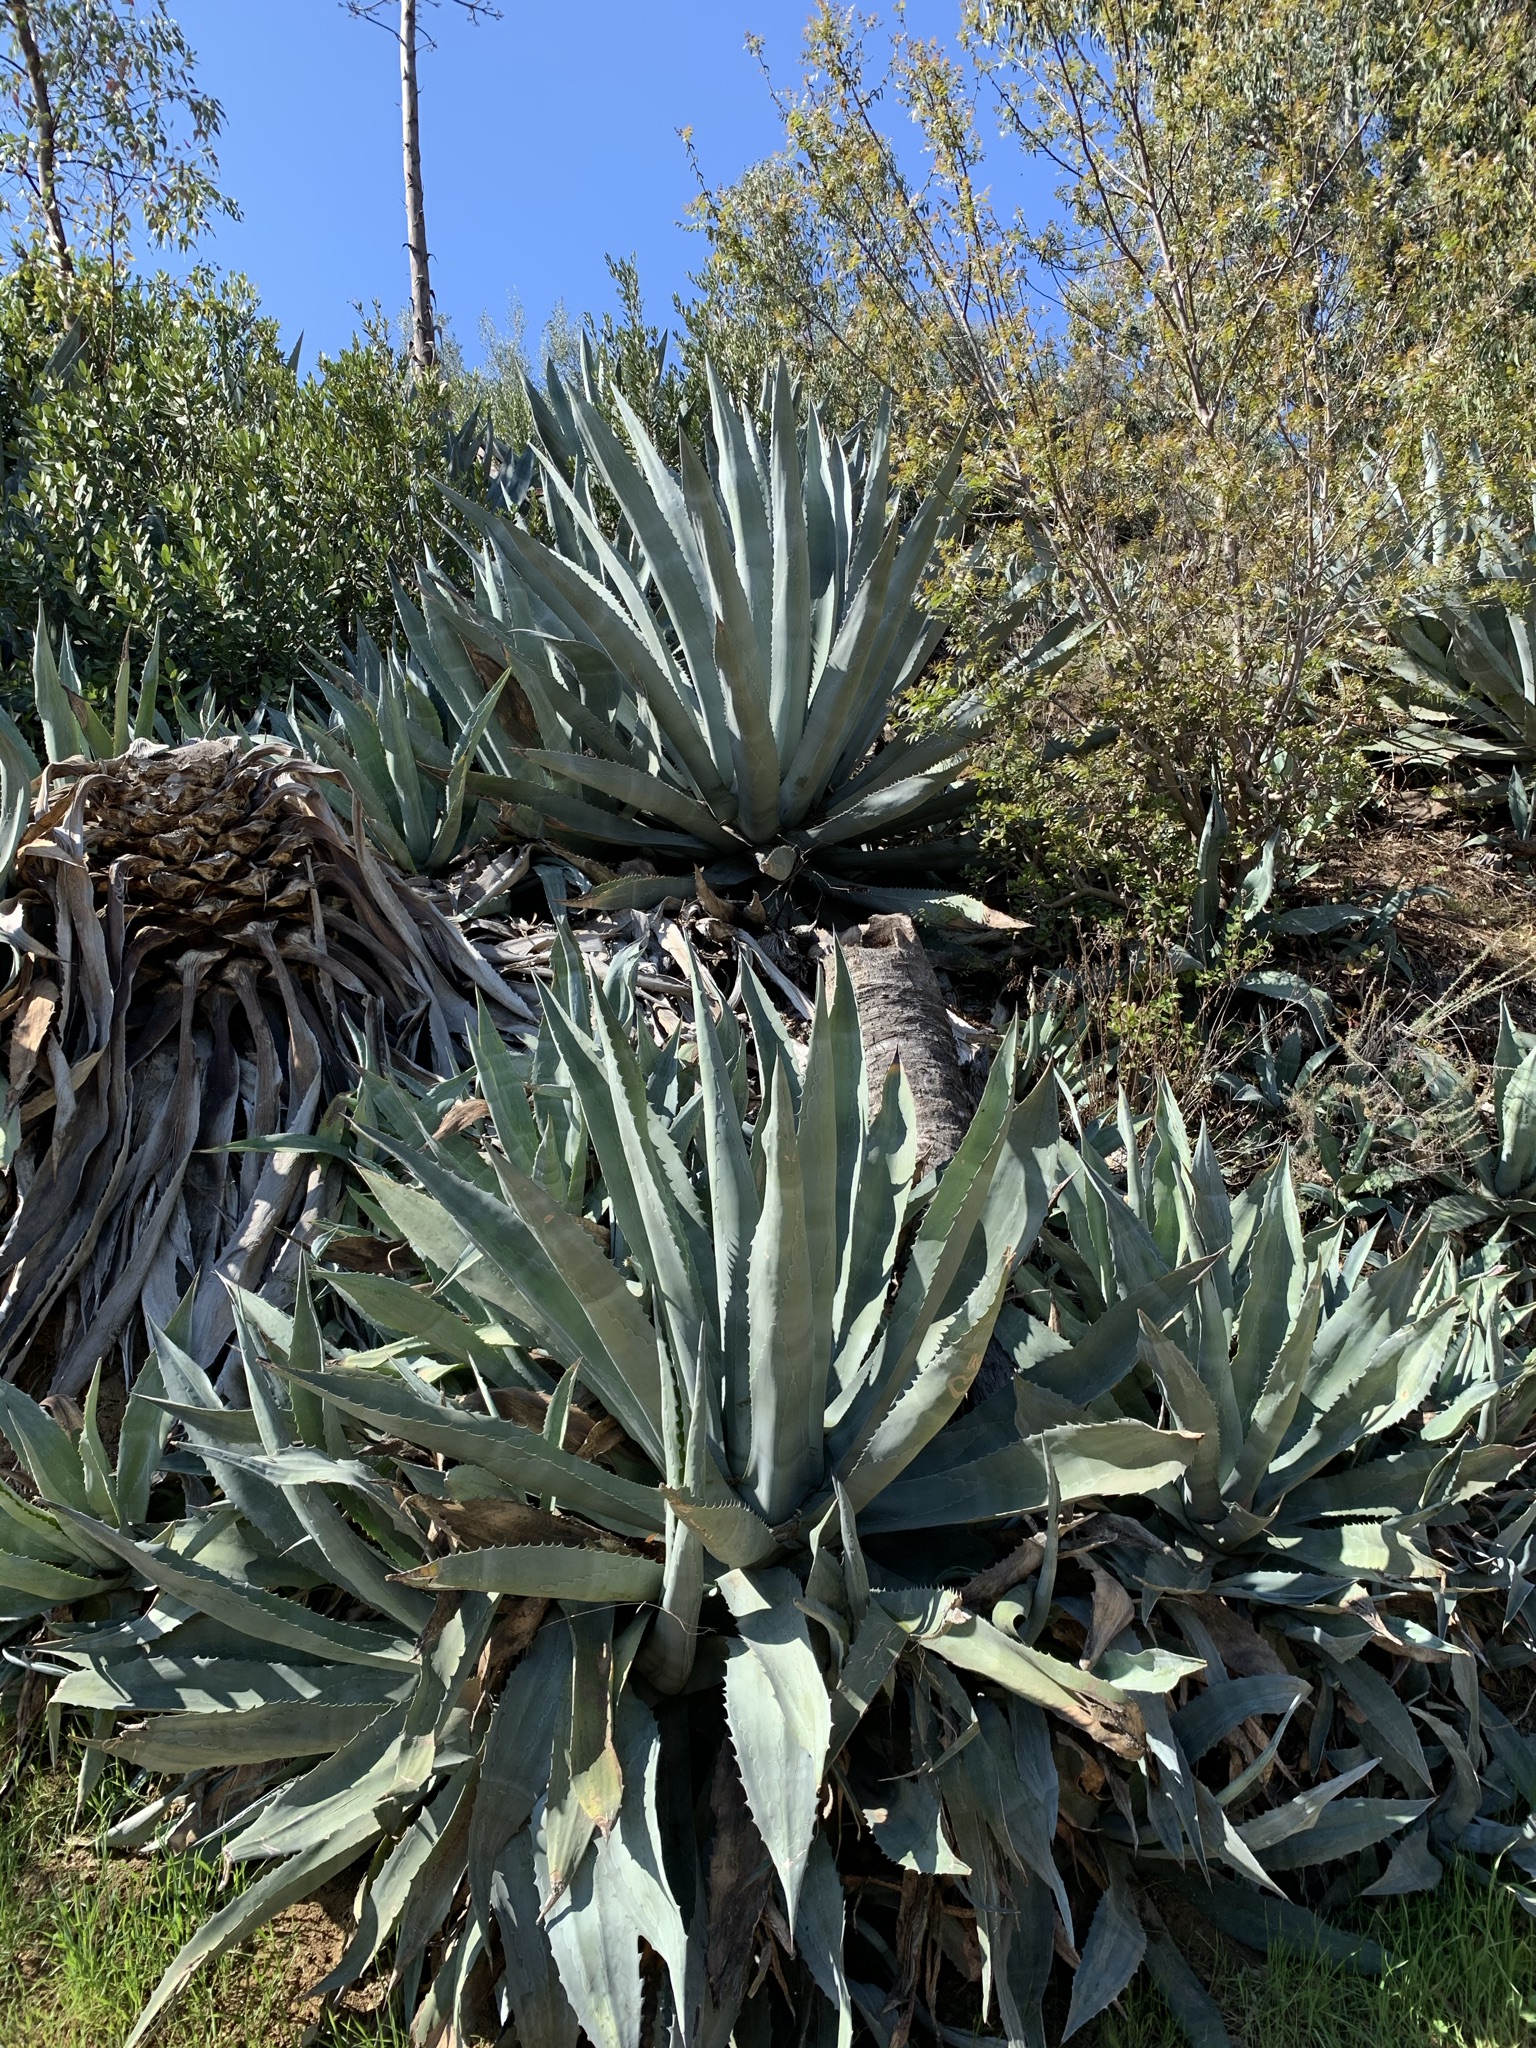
0,0 -> 233,276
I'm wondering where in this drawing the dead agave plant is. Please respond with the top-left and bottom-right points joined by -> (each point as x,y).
0,736 -> 537,1397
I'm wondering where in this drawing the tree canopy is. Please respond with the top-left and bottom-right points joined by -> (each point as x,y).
0,0 -> 234,274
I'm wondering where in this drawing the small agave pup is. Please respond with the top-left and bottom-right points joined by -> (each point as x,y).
6,947 -> 1536,2048
29,605 -> 162,768
300,626 -> 507,877
1419,1000 -> 1536,1236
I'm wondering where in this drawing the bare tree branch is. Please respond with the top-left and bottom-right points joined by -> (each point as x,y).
342,0 -> 501,373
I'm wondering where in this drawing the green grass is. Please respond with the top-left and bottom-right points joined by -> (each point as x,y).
4,1758 -> 1535,2048
1090,1872 -> 1536,2048
0,1763 -> 406,2048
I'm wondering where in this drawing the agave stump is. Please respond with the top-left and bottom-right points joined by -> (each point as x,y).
841,914 -> 972,1172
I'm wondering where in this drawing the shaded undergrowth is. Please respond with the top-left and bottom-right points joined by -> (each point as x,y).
1090,1866 -> 1536,2048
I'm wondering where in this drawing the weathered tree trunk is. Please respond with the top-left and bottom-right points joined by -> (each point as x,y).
7,0 -> 73,277
841,914 -> 971,1175
399,0 -> 435,372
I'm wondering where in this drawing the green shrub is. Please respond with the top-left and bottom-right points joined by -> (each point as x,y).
0,257 -> 455,711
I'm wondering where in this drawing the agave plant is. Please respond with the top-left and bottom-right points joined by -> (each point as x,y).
1297,1088 -> 1430,1230
1509,764 -> 1533,841
414,356 -> 1006,922
301,627 -> 507,875
1374,437 -> 1536,767
1017,1078 -> 1536,1566
28,607 -> 288,764
1417,1002 -> 1536,1235
1173,791 -> 1387,1036
10,943 -> 1178,2047
443,399 -> 536,518
0,701 -> 34,900
14,941 -> 1536,2048
995,1080 -> 1536,1953
31,605 -> 163,766
0,1333 -> 172,1649
0,718 -> 538,1395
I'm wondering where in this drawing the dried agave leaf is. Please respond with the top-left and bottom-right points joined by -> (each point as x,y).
0,739 -> 540,1395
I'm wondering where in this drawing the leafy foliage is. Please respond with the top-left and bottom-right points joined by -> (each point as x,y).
685,0 -> 1536,918
6,947 -> 1534,2047
0,260 -> 468,712
0,0 -> 234,269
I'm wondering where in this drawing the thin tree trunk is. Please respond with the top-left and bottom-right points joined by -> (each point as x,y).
399,0 -> 435,372
841,915 -> 973,1175
7,0 -> 72,277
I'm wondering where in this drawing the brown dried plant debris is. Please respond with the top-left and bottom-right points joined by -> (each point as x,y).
1314,790 -> 1536,1056
0,739 -> 539,1401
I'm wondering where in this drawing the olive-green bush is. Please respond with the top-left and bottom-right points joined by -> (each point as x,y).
0,258 -> 457,712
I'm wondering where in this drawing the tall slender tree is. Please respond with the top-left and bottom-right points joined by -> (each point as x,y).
346,0 -> 501,375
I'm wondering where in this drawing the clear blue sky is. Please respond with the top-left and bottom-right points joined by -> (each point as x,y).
165,0 -> 1040,370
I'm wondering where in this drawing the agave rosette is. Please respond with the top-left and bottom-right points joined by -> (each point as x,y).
5,951 -> 1536,2047
0,626 -> 540,1396
1374,437 -> 1536,767
410,356 -> 996,922
301,625 -> 507,876
1418,1000 -> 1536,1235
